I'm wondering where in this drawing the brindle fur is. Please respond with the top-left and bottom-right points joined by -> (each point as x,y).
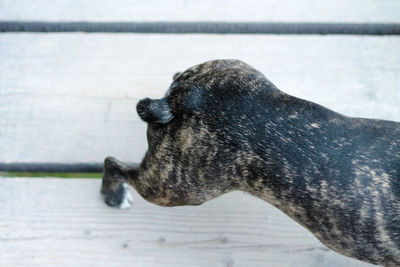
101,59 -> 400,266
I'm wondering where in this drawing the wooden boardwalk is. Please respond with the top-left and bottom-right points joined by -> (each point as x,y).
1,0 -> 399,22
0,178 -> 374,267
1,35 -> 399,163
1,0 -> 399,266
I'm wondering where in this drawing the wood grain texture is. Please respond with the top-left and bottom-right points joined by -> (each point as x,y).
0,177 -> 375,267
0,0 -> 399,23
0,34 -> 399,163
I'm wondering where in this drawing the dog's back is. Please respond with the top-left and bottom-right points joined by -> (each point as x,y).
105,59 -> 400,266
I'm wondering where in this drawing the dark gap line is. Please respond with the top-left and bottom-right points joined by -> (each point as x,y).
0,162 -> 140,173
0,21 -> 399,35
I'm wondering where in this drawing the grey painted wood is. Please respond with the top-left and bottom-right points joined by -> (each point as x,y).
0,0 -> 399,23
0,34 -> 399,163
0,177 -> 374,267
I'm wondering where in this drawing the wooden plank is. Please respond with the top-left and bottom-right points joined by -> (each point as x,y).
0,34 -> 399,163
0,0 -> 399,23
0,177 -> 374,266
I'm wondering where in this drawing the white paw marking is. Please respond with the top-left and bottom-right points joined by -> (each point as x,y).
118,183 -> 133,209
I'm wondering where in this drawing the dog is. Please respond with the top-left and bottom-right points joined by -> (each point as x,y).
101,59 -> 400,266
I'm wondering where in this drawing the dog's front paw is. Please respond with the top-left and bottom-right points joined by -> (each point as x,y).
102,182 -> 133,209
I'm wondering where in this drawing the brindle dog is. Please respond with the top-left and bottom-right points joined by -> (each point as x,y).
101,59 -> 400,266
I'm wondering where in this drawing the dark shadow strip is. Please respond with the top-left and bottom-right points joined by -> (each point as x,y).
0,162 -> 134,173
0,21 -> 400,35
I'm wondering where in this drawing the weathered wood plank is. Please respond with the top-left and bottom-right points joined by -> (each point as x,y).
0,34 -> 399,163
0,0 -> 399,23
0,177 -> 374,266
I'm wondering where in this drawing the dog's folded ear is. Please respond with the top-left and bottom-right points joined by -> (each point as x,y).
173,72 -> 181,80
136,98 -> 173,124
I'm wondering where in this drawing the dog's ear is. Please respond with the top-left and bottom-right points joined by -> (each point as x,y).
173,72 -> 181,80
136,98 -> 173,124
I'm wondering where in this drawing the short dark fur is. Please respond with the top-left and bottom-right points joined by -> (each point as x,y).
101,59 -> 400,266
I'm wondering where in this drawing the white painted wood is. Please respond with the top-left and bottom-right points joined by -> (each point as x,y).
0,34 -> 399,163
0,177 -> 374,267
0,0 -> 399,23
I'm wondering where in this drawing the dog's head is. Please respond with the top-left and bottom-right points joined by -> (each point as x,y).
134,59 -> 279,206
